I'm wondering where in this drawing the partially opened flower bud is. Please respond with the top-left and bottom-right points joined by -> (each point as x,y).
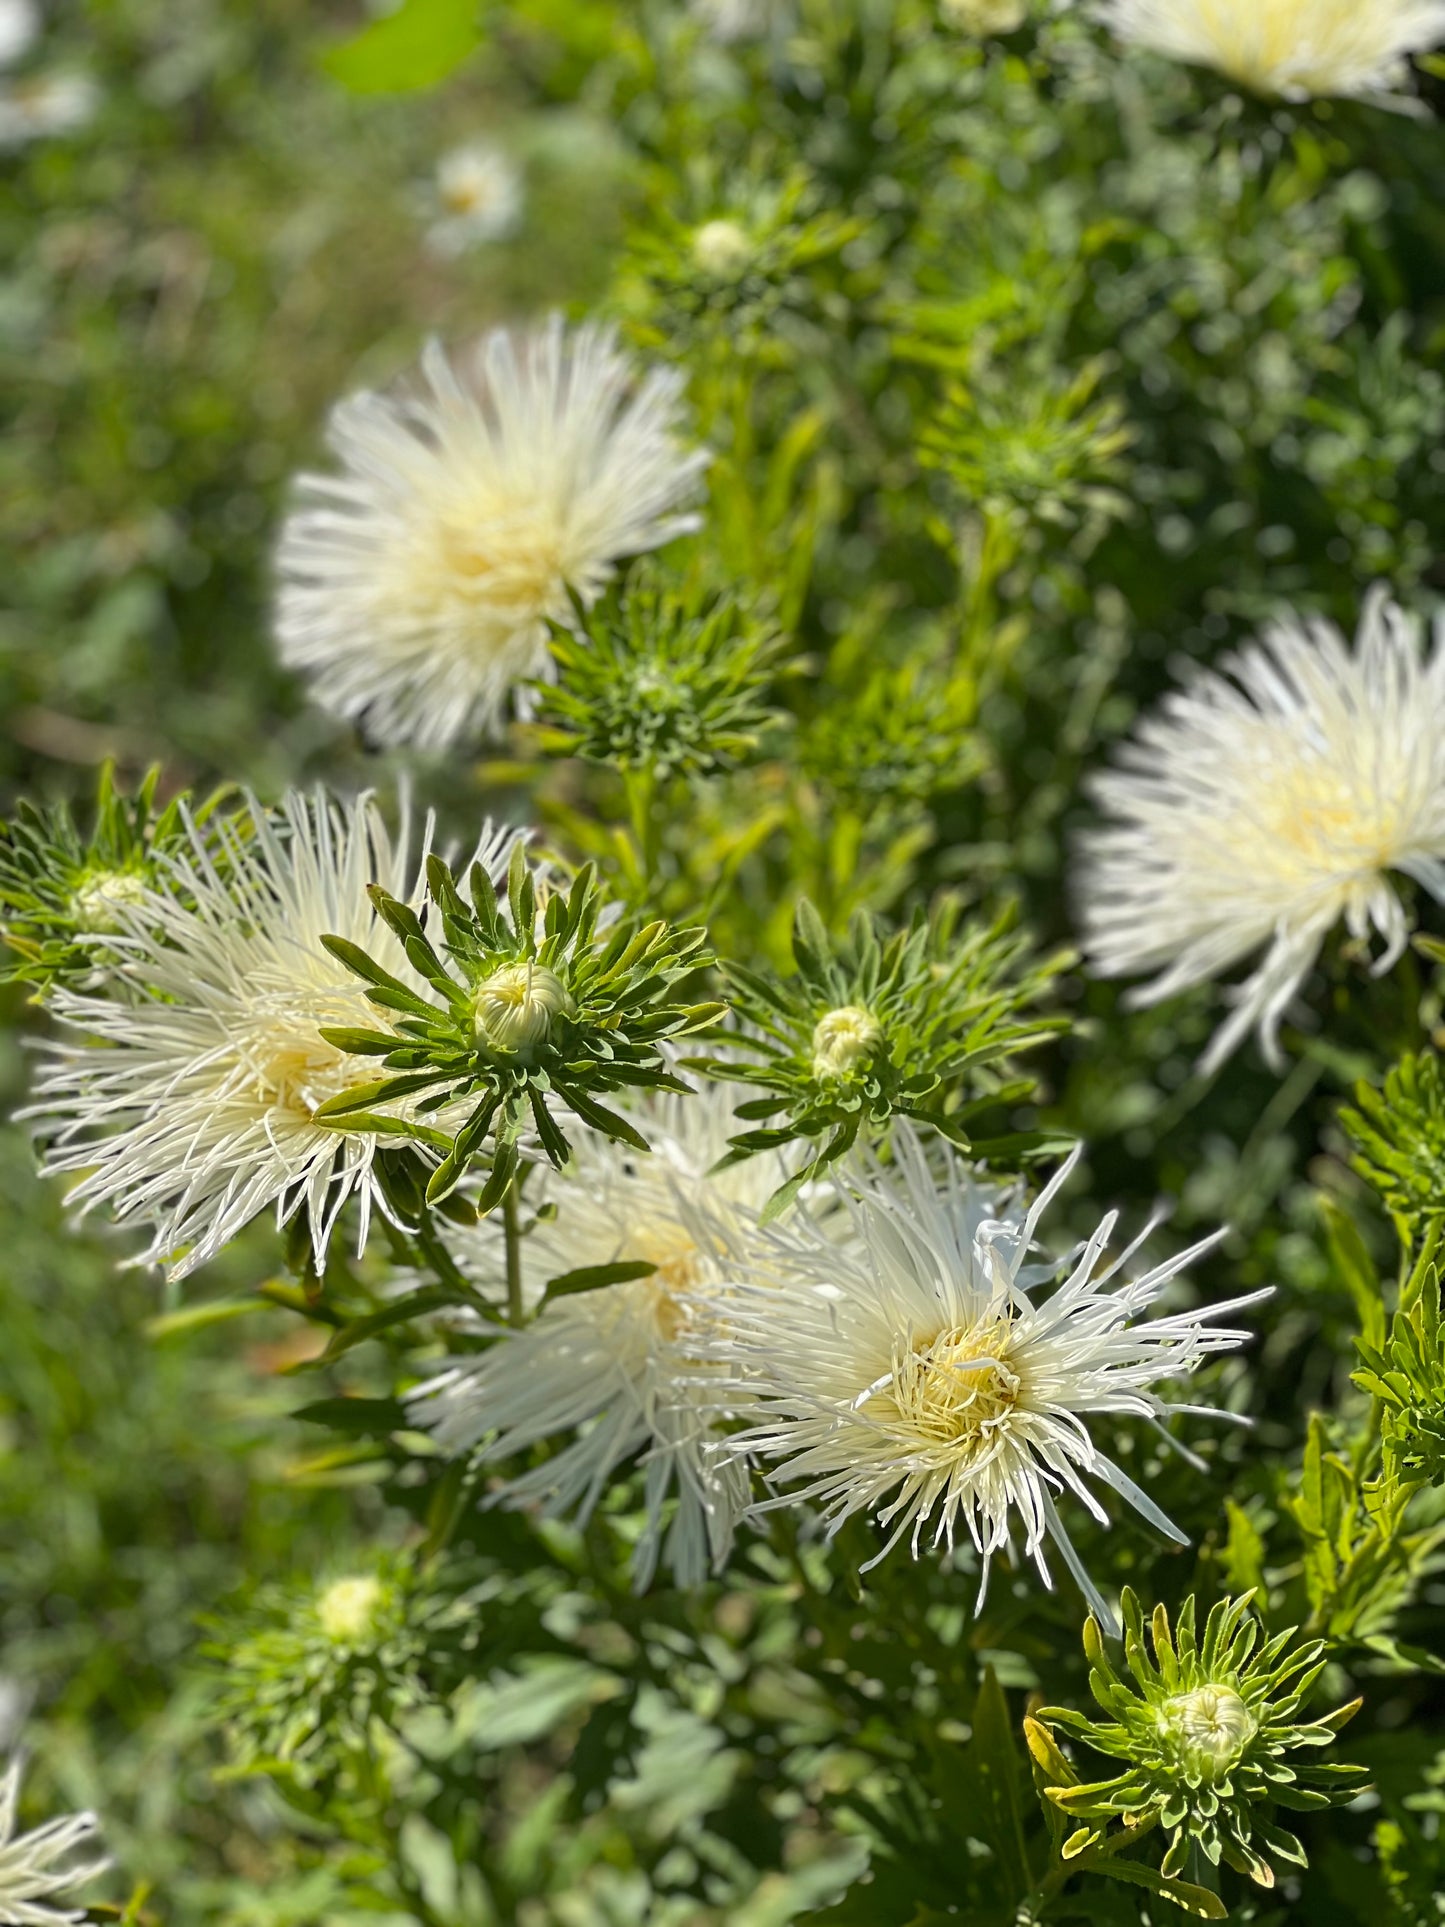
811,1005 -> 882,1078
473,962 -> 574,1052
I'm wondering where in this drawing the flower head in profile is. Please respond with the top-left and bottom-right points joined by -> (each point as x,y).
425,142 -> 523,258
1099,0 -> 1445,105
410,1081 -> 787,1589
1029,1590 -> 1367,1891
0,1756 -> 108,1927
1078,590 -> 1445,1076
275,317 -> 707,751
717,1127 -> 1258,1625
30,790 -> 519,1280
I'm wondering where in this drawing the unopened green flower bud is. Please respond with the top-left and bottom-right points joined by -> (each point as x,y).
811,1005 -> 883,1079
693,218 -> 752,278
71,867 -> 148,933
1160,1684 -> 1257,1778
474,962 -> 573,1051
317,1574 -> 386,1646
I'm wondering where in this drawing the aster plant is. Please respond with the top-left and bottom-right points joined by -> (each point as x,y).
1029,1591 -> 1367,1898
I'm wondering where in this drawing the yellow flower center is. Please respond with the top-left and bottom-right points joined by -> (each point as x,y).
868,1318 -> 1022,1454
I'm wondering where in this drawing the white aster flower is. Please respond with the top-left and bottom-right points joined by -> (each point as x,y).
275,317 -> 707,752
425,141 -> 523,258
30,790 -> 520,1281
717,1127 -> 1258,1627
0,0 -> 39,70
0,70 -> 98,147
0,1757 -> 108,1927
1098,0 -> 1445,105
411,1080 -> 787,1589
1078,589 -> 1445,1075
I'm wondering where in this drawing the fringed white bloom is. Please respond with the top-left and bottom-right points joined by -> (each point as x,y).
1099,0 -> 1445,105
717,1128 -> 1258,1627
0,0 -> 39,70
275,318 -> 707,752
1078,590 -> 1445,1075
411,1081 -> 784,1589
426,142 -> 523,258
31,791 -> 520,1281
0,71 -> 98,147
0,1757 -> 108,1927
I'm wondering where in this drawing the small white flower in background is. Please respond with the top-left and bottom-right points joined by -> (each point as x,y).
30,791 -> 521,1281
941,0 -> 1027,33
0,0 -> 39,70
689,0 -> 781,43
1098,0 -> 1445,105
1078,589 -> 1445,1075
411,1081 -> 787,1589
425,141 -> 523,258
0,71 -> 98,148
275,317 -> 707,752
0,1757 -> 108,1927
716,1126 -> 1259,1627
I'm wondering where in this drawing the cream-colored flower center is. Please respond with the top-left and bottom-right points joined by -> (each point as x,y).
1161,1684 -> 1257,1775
812,1005 -> 883,1078
236,991 -> 375,1125
693,218 -> 752,277
869,1317 -> 1021,1454
1242,751 -> 1418,886
473,961 -> 572,1051
317,1575 -> 386,1645
1180,0 -> 1415,94
435,512 -> 567,620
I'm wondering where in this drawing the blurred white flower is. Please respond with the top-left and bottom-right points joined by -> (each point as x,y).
275,318 -> 707,751
1099,0 -> 1445,103
941,0 -> 1027,32
0,71 -> 98,148
0,0 -> 39,70
690,0 -> 781,42
0,1757 -> 108,1927
410,1080 -> 783,1589
1078,590 -> 1445,1074
31,791 -> 521,1280
426,141 -> 523,258
717,1127 -> 1257,1626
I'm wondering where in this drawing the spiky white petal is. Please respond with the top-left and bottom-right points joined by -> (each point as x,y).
275,317 -> 708,752
30,791 -> 520,1281
714,1127 -> 1257,1625
1099,0 -> 1445,104
425,142 -> 523,258
1078,590 -> 1445,1075
410,1081 -> 786,1589
0,1758 -> 108,1927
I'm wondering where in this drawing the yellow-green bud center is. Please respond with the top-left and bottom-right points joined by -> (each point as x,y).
72,867 -> 148,932
811,1005 -> 882,1079
940,0 -> 1026,30
1160,1685 -> 1256,1777
692,218 -> 752,277
473,962 -> 573,1051
317,1574 -> 386,1646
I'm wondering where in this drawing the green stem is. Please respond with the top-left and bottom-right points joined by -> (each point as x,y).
503,1177 -> 525,1329
623,763 -> 661,891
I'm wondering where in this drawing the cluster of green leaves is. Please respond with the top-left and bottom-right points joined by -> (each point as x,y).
535,575 -> 788,781
319,843 -> 723,1207
0,763 -> 219,993
708,895 -> 1069,1212
1031,1592 -> 1366,1903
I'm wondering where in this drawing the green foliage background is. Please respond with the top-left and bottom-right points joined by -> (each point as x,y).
7,1 -> 1445,1921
